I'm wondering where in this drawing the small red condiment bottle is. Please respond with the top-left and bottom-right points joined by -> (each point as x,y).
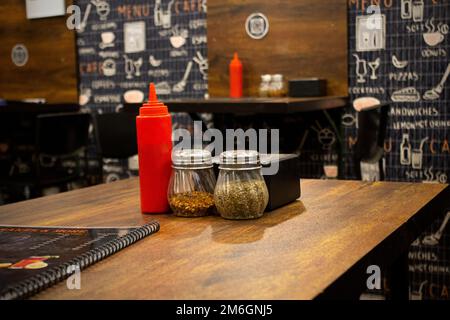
136,83 -> 173,213
229,52 -> 243,98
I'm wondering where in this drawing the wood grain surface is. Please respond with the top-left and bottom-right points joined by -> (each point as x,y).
0,179 -> 447,300
207,0 -> 348,97
0,0 -> 77,103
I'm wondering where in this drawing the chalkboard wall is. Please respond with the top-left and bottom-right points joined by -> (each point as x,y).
347,1 -> 450,299
75,0 -> 208,113
74,0 -> 208,182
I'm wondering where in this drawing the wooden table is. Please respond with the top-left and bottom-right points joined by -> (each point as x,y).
0,179 -> 448,300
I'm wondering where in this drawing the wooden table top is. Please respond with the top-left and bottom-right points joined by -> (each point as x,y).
0,178 -> 448,300
123,96 -> 348,115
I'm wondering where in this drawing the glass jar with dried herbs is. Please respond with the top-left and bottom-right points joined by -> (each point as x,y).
214,150 -> 269,220
168,149 -> 216,217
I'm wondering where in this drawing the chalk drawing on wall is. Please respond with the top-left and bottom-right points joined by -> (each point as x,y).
401,0 -> 424,22
124,21 -> 146,53
392,55 -> 409,69
149,55 -> 162,67
423,18 -> 448,46
102,58 -> 116,76
193,51 -> 208,80
123,55 -> 143,79
173,61 -> 193,93
92,0 -> 110,21
356,13 -> 386,52
170,25 -> 188,48
99,32 -> 115,49
421,212 -> 450,246
391,87 -> 421,102
423,63 -> 450,101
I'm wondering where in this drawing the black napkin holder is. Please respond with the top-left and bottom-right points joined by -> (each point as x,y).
288,78 -> 327,97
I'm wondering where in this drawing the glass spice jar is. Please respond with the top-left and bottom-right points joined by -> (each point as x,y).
269,74 -> 287,97
258,74 -> 272,97
214,150 -> 269,220
168,149 -> 216,217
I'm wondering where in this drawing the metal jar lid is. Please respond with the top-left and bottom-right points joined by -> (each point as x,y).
219,150 -> 261,170
172,149 -> 213,169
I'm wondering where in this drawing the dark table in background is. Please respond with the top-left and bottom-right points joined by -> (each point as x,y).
124,96 -> 349,115
0,102 -> 81,190
124,97 -> 349,161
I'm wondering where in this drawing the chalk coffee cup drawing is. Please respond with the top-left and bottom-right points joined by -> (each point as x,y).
99,32 -> 115,49
423,32 -> 444,47
170,36 -> 186,48
170,25 -> 188,49
423,18 -> 448,47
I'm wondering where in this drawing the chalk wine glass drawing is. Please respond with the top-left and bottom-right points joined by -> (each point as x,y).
123,55 -> 143,80
368,57 -> 380,80
423,62 -> 450,101
353,54 -> 368,83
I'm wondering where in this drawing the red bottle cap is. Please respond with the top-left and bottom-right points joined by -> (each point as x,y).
140,83 -> 169,116
230,52 -> 242,67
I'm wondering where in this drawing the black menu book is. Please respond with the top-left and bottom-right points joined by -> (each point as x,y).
0,222 -> 160,300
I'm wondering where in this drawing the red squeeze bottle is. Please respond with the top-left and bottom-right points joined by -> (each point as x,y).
136,83 -> 173,213
229,52 -> 243,98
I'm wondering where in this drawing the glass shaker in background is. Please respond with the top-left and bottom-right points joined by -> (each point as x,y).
258,74 -> 271,97
269,74 -> 287,97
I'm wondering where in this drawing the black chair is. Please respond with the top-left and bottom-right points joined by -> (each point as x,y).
0,112 -> 91,200
353,103 -> 390,181
93,112 -> 138,182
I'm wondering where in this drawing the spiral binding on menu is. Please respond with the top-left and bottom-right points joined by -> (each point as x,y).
0,221 -> 160,300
